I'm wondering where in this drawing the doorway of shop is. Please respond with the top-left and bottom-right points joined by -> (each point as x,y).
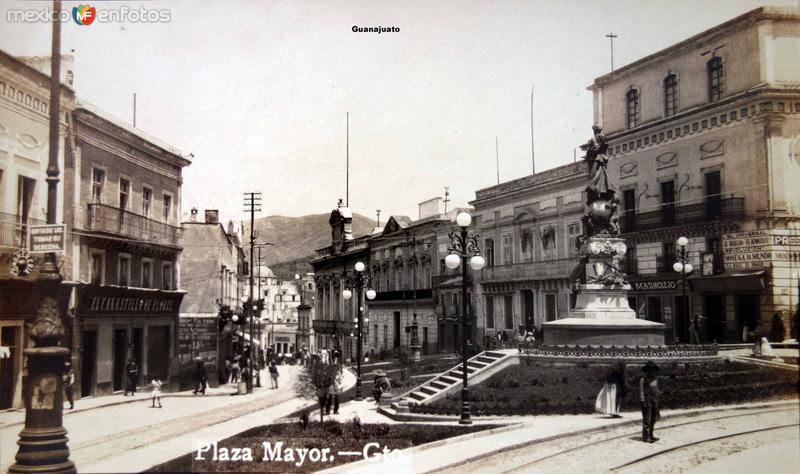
522,290 -> 535,332
736,294 -> 760,342
113,329 -> 127,392
1,326 -> 19,409
704,295 -> 726,343
81,330 -> 97,397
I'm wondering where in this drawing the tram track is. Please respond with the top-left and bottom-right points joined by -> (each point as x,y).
437,405 -> 799,474
609,423 -> 799,472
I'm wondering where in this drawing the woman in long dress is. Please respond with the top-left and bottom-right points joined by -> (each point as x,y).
596,362 -> 626,417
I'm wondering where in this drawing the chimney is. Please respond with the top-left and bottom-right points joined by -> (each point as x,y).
189,207 -> 198,222
418,197 -> 444,220
205,209 -> 219,224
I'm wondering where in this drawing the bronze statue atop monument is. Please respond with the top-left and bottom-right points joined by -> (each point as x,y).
544,126 -> 665,347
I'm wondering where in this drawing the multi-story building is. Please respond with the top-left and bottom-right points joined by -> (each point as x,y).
470,162 -> 588,345
66,101 -> 191,397
368,198 -> 462,357
0,51 -> 76,409
179,209 -> 246,387
311,203 -> 368,361
592,6 -> 800,343
294,273 -> 316,353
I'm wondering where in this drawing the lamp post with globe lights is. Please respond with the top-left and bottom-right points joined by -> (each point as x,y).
444,211 -> 485,425
342,261 -> 376,400
673,236 -> 694,344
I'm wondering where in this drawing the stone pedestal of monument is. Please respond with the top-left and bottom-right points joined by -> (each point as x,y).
543,237 -> 665,346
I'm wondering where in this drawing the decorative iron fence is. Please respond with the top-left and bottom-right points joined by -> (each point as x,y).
620,197 -> 745,233
0,212 -> 46,248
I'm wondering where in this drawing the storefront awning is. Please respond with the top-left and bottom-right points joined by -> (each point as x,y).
689,270 -> 766,293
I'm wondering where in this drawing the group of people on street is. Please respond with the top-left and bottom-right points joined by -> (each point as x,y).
594,360 -> 663,443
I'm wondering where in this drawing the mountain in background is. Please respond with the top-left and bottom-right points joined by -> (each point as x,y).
245,212 -> 374,279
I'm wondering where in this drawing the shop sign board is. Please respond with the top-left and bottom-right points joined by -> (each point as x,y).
722,230 -> 800,270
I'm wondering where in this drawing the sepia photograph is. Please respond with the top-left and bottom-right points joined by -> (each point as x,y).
0,1 -> 798,472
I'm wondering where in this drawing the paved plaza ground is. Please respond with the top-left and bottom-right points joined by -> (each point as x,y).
0,348 -> 797,473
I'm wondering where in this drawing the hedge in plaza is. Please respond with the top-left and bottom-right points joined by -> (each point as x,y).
410,359 -> 798,416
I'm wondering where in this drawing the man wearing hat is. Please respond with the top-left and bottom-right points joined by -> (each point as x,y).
372,369 -> 391,405
639,360 -> 661,443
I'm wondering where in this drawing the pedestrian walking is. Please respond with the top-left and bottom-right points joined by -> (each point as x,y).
595,362 -> 626,418
501,330 -> 509,344
689,315 -> 701,344
516,330 -> 525,353
150,378 -> 163,408
63,361 -> 75,410
769,313 -> 786,342
124,359 -> 138,396
332,371 -> 342,414
524,331 -> 535,354
230,359 -> 240,383
269,360 -> 279,389
192,357 -> 208,395
639,361 -> 661,443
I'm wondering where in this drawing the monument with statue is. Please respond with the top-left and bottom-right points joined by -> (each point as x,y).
543,126 -> 666,346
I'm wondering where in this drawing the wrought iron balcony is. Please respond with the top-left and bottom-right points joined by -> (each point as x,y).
620,197 -> 744,233
479,258 -> 577,283
618,258 -> 638,276
0,212 -> 46,249
431,273 -> 471,287
87,203 -> 181,247
312,319 -> 356,335
372,289 -> 433,301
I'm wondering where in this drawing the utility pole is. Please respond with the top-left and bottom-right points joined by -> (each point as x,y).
243,192 -> 261,394
346,112 -> 349,207
606,33 -> 618,72
530,83 -> 535,174
376,209 -> 381,228
443,187 -> 450,214
495,137 -> 500,185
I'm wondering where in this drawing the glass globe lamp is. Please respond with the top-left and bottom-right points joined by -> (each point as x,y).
456,212 -> 472,228
445,253 -> 461,269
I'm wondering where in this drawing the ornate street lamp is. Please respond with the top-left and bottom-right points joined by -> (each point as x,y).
444,211 -> 485,425
10,2 -> 76,471
342,261 -> 376,400
673,236 -> 694,344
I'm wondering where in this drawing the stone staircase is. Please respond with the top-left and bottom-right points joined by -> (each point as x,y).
392,350 -> 512,408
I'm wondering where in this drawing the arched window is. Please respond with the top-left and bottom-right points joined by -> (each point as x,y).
664,74 -> 678,117
626,89 -> 640,129
707,57 -> 723,102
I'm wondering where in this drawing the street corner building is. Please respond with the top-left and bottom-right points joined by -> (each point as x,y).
178,209 -> 246,390
590,6 -> 800,343
65,102 -> 191,398
0,50 -> 76,409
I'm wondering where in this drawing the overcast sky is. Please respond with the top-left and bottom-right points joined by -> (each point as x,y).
2,0 -> 796,225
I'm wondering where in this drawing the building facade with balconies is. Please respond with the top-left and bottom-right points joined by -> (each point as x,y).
367,198 -> 465,357
470,162 -> 588,345
65,102 -> 191,397
592,6 -> 800,343
0,51 -> 76,409
310,203 -> 368,361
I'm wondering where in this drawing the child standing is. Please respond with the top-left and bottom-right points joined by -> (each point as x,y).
150,378 -> 163,408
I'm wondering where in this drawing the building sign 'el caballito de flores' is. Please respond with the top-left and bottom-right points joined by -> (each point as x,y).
722,230 -> 800,270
